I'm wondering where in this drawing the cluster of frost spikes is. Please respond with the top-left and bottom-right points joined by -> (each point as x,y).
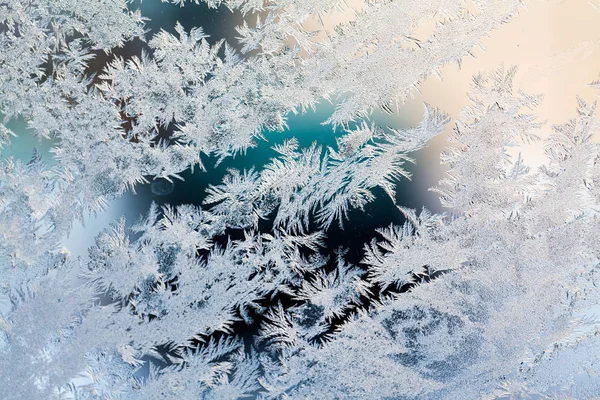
0,0 -> 522,289
258,67 -> 600,399
3,0 -> 600,399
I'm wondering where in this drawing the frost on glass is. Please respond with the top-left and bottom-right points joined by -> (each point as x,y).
1,0 -> 600,399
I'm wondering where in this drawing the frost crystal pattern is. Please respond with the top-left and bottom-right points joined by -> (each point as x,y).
1,1 -> 600,399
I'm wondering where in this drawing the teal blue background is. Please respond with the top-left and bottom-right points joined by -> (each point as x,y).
1,1 -> 445,261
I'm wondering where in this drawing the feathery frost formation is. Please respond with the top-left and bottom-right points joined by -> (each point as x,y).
2,0 -> 600,399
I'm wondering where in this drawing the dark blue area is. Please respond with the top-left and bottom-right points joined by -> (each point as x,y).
130,0 -> 244,46
118,2 -> 444,256
128,101 -> 443,264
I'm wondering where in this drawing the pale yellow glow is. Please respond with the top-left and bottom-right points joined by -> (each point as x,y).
419,0 -> 600,167
306,0 -> 600,169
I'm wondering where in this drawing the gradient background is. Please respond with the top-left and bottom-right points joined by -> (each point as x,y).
3,0 -> 600,261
